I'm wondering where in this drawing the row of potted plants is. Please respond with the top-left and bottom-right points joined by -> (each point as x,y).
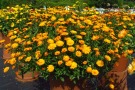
1,4 -> 135,90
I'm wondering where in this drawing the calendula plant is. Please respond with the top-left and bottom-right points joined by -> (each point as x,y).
1,4 -> 135,89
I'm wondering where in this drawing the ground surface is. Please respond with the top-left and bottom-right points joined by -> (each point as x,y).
0,48 -> 135,90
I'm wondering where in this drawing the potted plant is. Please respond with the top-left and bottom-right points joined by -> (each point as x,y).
1,5 -> 135,89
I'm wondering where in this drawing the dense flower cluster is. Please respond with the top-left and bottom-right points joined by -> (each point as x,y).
1,5 -> 135,84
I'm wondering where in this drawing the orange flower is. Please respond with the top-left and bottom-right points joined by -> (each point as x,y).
11,43 -> 18,49
91,35 -> 99,40
66,39 -> 74,46
58,60 -> 63,65
65,60 -> 72,66
109,84 -> 115,89
56,40 -> 64,47
91,69 -> 99,76
25,56 -> 32,62
75,51 -> 82,57
54,51 -> 60,55
70,62 -> 77,69
36,59 -> 45,66
96,60 -> 104,67
9,58 -> 16,65
61,48 -> 67,53
48,43 -> 56,50
68,46 -> 75,52
82,46 -> 91,54
63,55 -> 70,62
39,21 -> 46,26
82,61 -> 88,65
104,38 -> 111,44
105,55 -> 111,61
47,65 -> 54,72
86,67 -> 92,73
3,67 -> 9,73
47,39 -> 54,44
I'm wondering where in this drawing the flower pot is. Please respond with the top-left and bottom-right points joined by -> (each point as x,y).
49,77 -> 90,90
15,71 -> 39,82
3,35 -> 11,59
0,32 -> 4,48
101,56 -> 128,90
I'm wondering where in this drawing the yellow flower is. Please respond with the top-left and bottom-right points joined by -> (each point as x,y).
11,43 -> 19,49
11,22 -> 15,27
9,58 -> 16,65
37,41 -> 43,46
80,32 -> 86,36
109,84 -> 115,89
35,50 -> 41,59
3,67 -> 9,73
15,38 -> 22,43
76,51 -> 82,57
70,30 -> 77,34
105,55 -> 111,61
47,65 -> 54,72
56,40 -> 64,47
63,55 -> 70,62
11,53 -> 16,58
68,46 -> 75,52
36,59 -> 45,66
70,62 -> 77,69
10,35 -> 17,40
58,60 -> 63,65
39,21 -> 46,26
66,39 -> 74,46
76,35 -> 82,39
96,60 -> 104,67
104,38 -> 111,44
86,67 -> 92,73
65,60 -> 72,66
25,56 -> 32,62
82,46 -> 91,54
91,69 -> 99,76
50,15 -> 56,21
48,43 -> 56,50
54,51 -> 60,55
47,39 -> 54,44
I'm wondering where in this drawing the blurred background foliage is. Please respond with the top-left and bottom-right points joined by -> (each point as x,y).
0,0 -> 135,9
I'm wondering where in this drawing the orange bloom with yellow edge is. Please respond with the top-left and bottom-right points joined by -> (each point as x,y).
54,51 -> 60,55
91,69 -> 99,76
63,55 -> 70,62
36,59 -> 45,66
3,67 -> 9,73
61,48 -> 67,53
58,60 -> 63,65
76,51 -> 82,57
68,46 -> 75,52
47,65 -> 54,72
